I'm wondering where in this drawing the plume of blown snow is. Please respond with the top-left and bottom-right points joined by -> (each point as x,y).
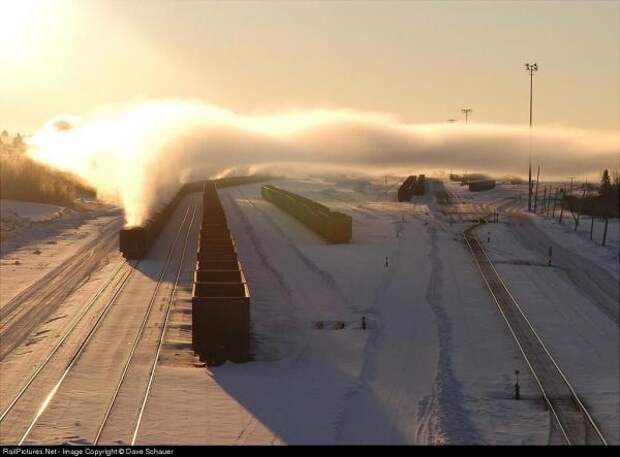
26,100 -> 619,226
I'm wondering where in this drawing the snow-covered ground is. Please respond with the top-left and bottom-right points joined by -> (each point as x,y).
0,199 -> 123,309
1,200 -> 66,223
1,178 -> 617,445
139,178 -> 548,445
442,180 -> 619,444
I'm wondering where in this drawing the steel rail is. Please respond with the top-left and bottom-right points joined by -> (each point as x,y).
92,204 -> 192,445
15,262 -> 137,445
0,259 -> 131,425
463,233 -> 571,444
0,218 -> 121,325
464,228 -> 607,445
130,204 -> 198,444
469,231 -> 607,445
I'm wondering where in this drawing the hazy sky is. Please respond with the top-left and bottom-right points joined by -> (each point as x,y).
2,0 -> 618,133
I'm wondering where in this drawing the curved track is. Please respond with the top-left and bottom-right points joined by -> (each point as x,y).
464,227 -> 607,445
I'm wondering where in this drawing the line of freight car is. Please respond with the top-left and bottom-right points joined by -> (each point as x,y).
413,174 -> 426,195
261,185 -> 352,243
468,179 -> 496,192
192,181 -> 251,365
397,175 -> 417,202
182,175 -> 273,193
119,175 -> 272,259
119,191 -> 184,259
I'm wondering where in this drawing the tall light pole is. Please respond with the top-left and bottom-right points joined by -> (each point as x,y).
461,108 -> 472,124
525,62 -> 538,212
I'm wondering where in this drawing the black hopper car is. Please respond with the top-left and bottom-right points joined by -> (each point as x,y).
119,190 -> 184,260
119,226 -> 148,260
397,174 -> 426,201
413,174 -> 426,195
397,175 -> 417,202
468,179 -> 496,192
118,175 -> 272,260
192,181 -> 251,365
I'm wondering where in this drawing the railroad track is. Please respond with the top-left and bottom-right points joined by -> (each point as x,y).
94,203 -> 198,445
0,226 -> 123,361
1,201 -> 197,445
463,226 -> 607,445
0,216 -> 122,324
0,259 -> 137,444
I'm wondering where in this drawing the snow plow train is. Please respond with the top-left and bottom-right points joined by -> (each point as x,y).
119,175 -> 270,260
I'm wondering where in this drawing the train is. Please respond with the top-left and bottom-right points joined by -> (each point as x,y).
459,173 -> 489,185
119,190 -> 184,259
181,174 -> 273,193
468,179 -> 496,192
397,174 -> 426,201
397,175 -> 417,202
261,185 -> 352,243
119,175 -> 272,260
413,174 -> 426,196
192,181 -> 251,365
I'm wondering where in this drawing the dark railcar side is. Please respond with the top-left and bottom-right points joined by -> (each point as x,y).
119,226 -> 147,259
397,175 -> 417,202
413,174 -> 426,196
261,185 -> 352,243
468,179 -> 496,192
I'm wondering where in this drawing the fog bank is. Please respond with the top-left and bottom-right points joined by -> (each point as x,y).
26,100 -> 619,225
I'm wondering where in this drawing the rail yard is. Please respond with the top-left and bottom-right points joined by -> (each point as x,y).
0,175 -> 617,445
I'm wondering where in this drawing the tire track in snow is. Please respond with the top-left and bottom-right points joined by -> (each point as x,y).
218,190 -> 299,360
331,228 -> 411,444
425,224 -> 482,444
225,186 -> 349,317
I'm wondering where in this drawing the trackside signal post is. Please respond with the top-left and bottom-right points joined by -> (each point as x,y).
514,370 -> 521,400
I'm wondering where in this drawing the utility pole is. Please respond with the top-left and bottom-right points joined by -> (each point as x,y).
534,165 -> 540,213
568,176 -> 575,195
461,108 -> 472,124
385,176 -> 388,200
525,62 -> 538,212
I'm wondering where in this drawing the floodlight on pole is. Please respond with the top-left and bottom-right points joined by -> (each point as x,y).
461,108 -> 472,124
525,62 -> 538,212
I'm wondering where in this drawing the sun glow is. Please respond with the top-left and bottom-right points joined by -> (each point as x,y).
0,0 -> 66,61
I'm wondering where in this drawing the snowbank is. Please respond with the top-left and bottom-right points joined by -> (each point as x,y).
1,200 -> 66,223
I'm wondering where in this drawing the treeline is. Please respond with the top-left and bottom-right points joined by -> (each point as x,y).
564,169 -> 620,218
0,130 -> 96,207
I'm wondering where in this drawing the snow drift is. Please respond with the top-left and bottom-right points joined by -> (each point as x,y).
26,100 -> 619,226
